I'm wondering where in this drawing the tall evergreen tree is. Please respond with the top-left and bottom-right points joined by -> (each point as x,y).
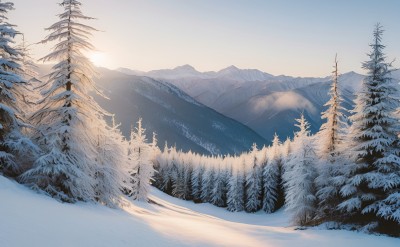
283,114 -> 317,225
339,24 -> 400,231
190,154 -> 204,202
245,143 -> 262,212
315,55 -> 348,221
200,160 -> 215,203
22,0 -> 125,204
0,1 -> 36,176
263,134 -> 282,213
172,151 -> 192,200
226,157 -> 246,212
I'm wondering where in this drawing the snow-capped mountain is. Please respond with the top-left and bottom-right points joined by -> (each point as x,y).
214,65 -> 274,82
93,68 -> 267,155
118,64 -> 205,80
118,64 -> 274,82
118,65 -> 366,141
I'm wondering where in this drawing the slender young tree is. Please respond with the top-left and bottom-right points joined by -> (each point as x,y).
338,24 -> 400,231
22,0 -> 125,204
128,118 -> 155,201
315,55 -> 348,221
283,114 -> 317,225
0,1 -> 36,176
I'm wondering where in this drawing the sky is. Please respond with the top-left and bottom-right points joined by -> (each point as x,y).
9,0 -> 400,77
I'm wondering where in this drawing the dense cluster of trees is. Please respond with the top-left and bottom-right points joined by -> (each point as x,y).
153,24 -> 400,235
0,0 -> 155,207
0,0 -> 398,237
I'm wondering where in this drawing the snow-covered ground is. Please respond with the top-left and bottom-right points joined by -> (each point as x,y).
1,176 -> 399,247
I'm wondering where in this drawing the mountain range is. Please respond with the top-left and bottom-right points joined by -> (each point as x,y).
117,65 -> 369,141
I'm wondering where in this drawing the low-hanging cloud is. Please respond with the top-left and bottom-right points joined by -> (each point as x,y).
250,91 -> 317,116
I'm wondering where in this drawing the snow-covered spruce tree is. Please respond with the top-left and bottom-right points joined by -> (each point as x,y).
128,118 -> 155,201
0,1 -> 37,177
211,156 -> 228,207
153,142 -> 169,191
314,55 -> 348,222
163,145 -> 177,195
21,0 -> 125,204
172,151 -> 192,200
338,24 -> 400,233
283,114 -> 317,225
263,134 -> 283,213
282,137 -> 292,161
226,157 -> 246,212
200,159 -> 215,203
245,143 -> 262,212
191,154 -> 204,202
94,118 -> 129,207
150,132 -> 160,169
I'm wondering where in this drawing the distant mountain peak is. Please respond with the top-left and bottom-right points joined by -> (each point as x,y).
220,65 -> 240,72
174,64 -> 197,72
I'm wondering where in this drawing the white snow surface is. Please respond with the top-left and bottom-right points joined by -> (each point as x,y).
1,176 -> 399,247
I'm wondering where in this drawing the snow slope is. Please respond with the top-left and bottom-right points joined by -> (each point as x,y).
1,176 -> 399,247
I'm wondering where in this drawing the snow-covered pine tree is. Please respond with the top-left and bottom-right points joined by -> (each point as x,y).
163,145 -> 177,195
283,114 -> 317,225
0,1 -> 37,176
245,143 -> 262,212
263,134 -> 282,213
182,152 -> 193,200
22,0 -> 126,203
94,118 -> 129,207
282,137 -> 292,161
211,156 -> 227,207
226,157 -> 246,212
191,154 -> 204,202
338,24 -> 400,232
172,151 -> 192,200
315,55 -> 348,222
150,132 -> 159,164
128,118 -> 155,201
200,159 -> 215,203
153,142 -> 169,191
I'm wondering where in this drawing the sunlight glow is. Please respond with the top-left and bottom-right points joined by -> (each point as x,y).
89,51 -> 106,67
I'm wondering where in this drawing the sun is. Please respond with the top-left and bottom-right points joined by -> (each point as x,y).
88,51 -> 106,67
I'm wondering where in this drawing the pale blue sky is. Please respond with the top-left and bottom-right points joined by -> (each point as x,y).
9,0 -> 400,77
